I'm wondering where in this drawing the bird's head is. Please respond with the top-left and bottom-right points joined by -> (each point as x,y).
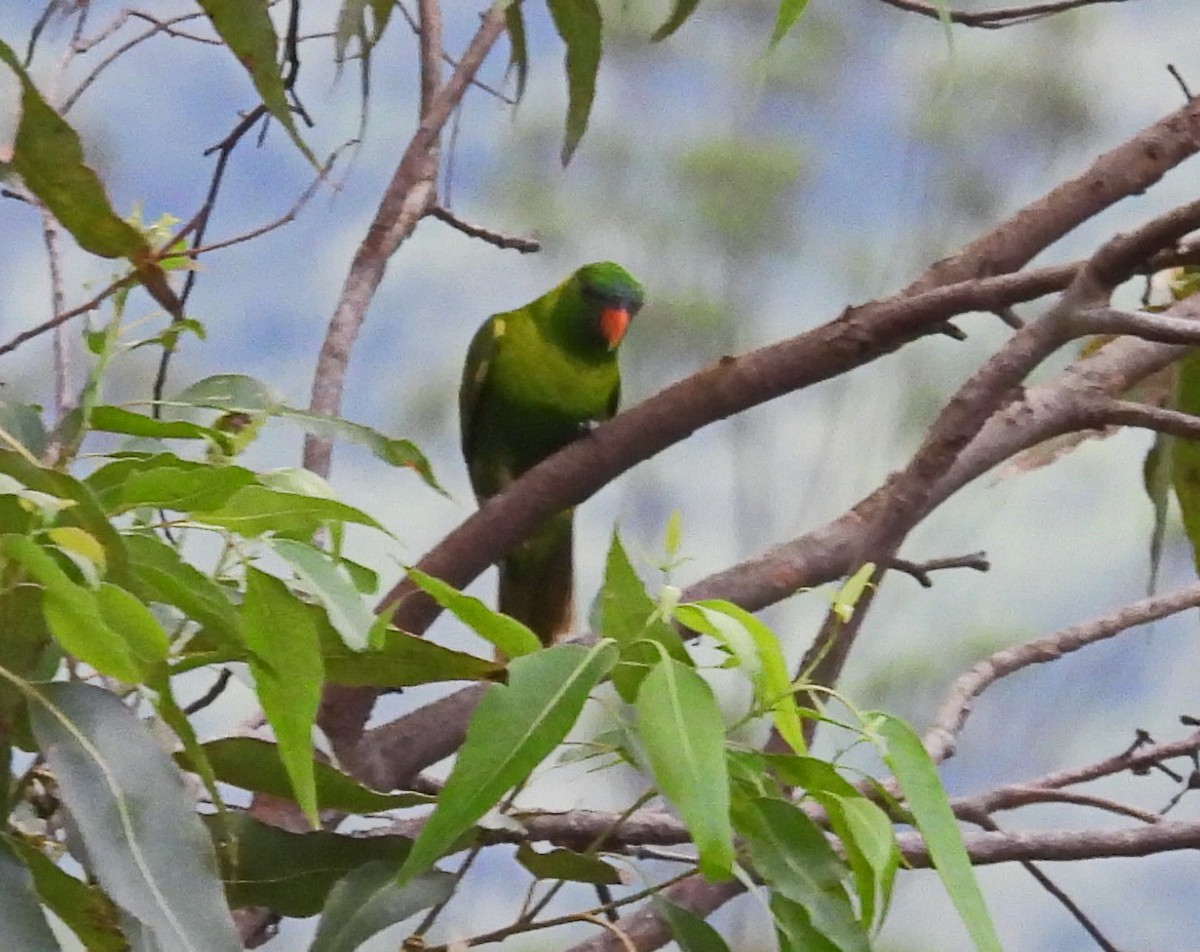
576,261 -> 644,351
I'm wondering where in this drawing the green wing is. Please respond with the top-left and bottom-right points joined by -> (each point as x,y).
459,313 -> 502,467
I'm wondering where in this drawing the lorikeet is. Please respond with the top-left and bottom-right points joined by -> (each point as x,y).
460,262 -> 644,645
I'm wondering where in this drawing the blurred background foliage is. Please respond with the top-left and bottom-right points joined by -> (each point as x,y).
1,1 -> 1198,948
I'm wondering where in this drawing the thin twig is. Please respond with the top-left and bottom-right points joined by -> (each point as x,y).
925,583 -> 1200,763
428,206 -> 541,253
873,0 -> 1136,29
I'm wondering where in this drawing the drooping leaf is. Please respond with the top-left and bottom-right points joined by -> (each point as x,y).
636,657 -> 734,880
176,737 -> 432,813
504,2 -> 529,103
651,0 -> 704,42
397,641 -> 618,885
4,836 -> 124,952
242,569 -> 324,826
0,40 -> 180,318
516,842 -> 621,885
869,713 -> 1002,952
28,682 -> 242,951
276,406 -> 444,494
195,0 -> 316,164
734,796 -> 867,952
656,897 -> 732,952
546,0 -> 602,165
0,837 -> 60,952
0,41 -> 145,260
772,894 -> 840,952
407,567 -> 540,658
269,538 -> 378,651
204,813 -> 411,917
675,600 -> 805,754
310,861 -> 453,952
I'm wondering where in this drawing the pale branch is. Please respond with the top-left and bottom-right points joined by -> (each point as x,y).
899,817 -> 1200,865
302,4 -> 508,477
1075,303 -> 1200,343
925,582 -> 1200,763
1095,399 -> 1200,443
874,0 -> 1140,29
956,785 -> 1162,825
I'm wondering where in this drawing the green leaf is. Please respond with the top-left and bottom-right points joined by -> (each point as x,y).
310,861 -> 453,952
28,682 -> 241,951
2,535 -> 142,683
323,624 -> 502,687
828,793 -> 899,929
0,451 -> 129,581
86,454 -> 257,514
94,582 -> 170,675
89,406 -> 232,453
4,836 -> 124,952
504,2 -> 529,103
168,375 -> 443,493
516,842 -> 621,885
205,813 -> 411,916
768,0 -> 812,50
0,401 -> 47,457
656,897 -> 732,952
0,41 -> 147,260
275,407 -> 444,494
651,0 -> 703,42
676,600 -> 805,754
870,712 -> 1002,952
124,532 -> 242,647
397,641 -> 618,885
407,568 -> 540,658
761,754 -> 899,928
733,796 -> 867,952
177,737 -> 433,813
170,373 -> 283,414
242,569 -> 324,826
592,530 -> 690,701
0,584 -> 56,720
546,0 -> 602,165
195,484 -> 383,538
268,538 -> 377,651
636,657 -> 734,880
0,837 -> 60,952
195,0 -> 316,164
772,894 -> 840,952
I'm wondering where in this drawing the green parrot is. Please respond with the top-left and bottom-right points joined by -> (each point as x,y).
460,261 -> 645,646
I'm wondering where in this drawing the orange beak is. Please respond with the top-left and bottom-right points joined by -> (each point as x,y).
599,306 -> 631,350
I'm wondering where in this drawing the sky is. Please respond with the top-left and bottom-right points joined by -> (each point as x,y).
2,1 -> 1200,950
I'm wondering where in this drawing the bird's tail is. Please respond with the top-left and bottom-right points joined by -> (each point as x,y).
498,510 -> 574,646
